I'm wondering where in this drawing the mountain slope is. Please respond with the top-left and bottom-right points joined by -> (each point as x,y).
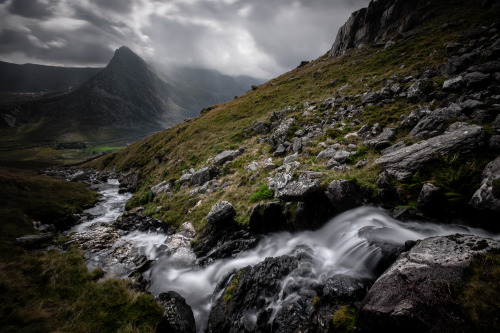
89,0 -> 500,229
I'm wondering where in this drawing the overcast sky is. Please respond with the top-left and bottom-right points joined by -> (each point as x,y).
0,0 -> 370,79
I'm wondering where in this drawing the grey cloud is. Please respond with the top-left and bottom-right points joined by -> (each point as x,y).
7,0 -> 54,19
0,0 -> 371,77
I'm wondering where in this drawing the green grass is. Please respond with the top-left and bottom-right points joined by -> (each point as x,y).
249,185 -> 274,202
332,306 -> 356,332
0,168 -> 165,332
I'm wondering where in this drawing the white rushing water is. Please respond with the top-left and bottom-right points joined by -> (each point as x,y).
73,179 -> 499,332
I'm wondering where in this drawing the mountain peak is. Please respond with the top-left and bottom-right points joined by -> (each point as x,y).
108,46 -> 148,72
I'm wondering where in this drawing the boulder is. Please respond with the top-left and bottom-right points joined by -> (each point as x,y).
442,76 -> 464,92
376,122 -> 486,181
416,183 -> 446,217
156,291 -> 196,333
316,147 -> 337,160
332,149 -> 351,164
268,171 -> 322,200
118,172 -> 140,192
151,181 -> 170,196
326,179 -> 365,212
252,121 -> 269,134
406,79 -> 429,102
214,150 -> 242,165
470,156 -> 500,212
206,201 -> 236,225
356,234 -> 500,332
464,71 -> 491,90
16,233 -> 54,249
190,166 -> 218,186
249,202 -> 288,233
409,104 -> 465,137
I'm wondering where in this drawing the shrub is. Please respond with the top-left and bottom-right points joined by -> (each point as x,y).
249,185 -> 274,202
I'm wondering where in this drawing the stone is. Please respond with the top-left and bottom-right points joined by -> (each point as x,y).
283,153 -> 299,165
316,147 -> 337,160
356,235 -> 500,332
442,76 -> 464,92
470,156 -> 500,212
467,60 -> 500,73
191,166 -> 218,186
206,201 -> 236,225
157,291 -> 196,333
416,183 -> 446,217
326,179 -> 365,212
489,135 -> 500,150
118,172 -> 140,192
333,149 -> 351,163
268,171 -> 322,200
214,150 -> 241,165
16,233 -> 54,249
179,173 -> 192,184
464,71 -> 491,90
273,144 -> 287,156
406,79 -> 429,102
245,161 -> 260,172
376,123 -> 485,181
291,137 -> 302,152
249,201 -> 288,233
409,104 -> 465,136
252,121 -> 269,134
151,181 -> 171,196
365,127 -> 396,149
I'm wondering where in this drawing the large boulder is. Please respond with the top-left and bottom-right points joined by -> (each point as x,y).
416,182 -> 446,217
214,149 -> 243,165
356,234 -> 500,332
375,122 -> 486,181
409,103 -> 465,137
190,166 -> 218,186
470,156 -> 500,212
156,291 -> 196,333
326,179 -> 366,212
249,201 -> 288,234
268,171 -> 322,200
206,201 -> 236,225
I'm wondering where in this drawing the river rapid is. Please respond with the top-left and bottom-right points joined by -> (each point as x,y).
70,176 -> 499,332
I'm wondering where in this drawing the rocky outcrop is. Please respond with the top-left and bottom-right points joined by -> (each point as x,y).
470,156 -> 500,211
356,234 -> 500,332
326,179 -> 366,212
156,291 -> 196,333
268,171 -> 322,200
375,122 -> 485,181
329,0 -> 421,57
214,149 -> 244,165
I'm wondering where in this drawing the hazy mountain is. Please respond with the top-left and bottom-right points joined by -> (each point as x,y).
0,61 -> 101,93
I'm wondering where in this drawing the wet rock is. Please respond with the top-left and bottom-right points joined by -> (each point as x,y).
470,156 -> 500,212
114,211 -> 166,233
376,122 -> 486,181
214,150 -> 242,165
326,179 -> 365,212
157,291 -> 196,333
69,226 -> 119,252
322,274 -> 368,303
356,235 -> 500,332
417,183 -> 446,217
16,233 -> 54,249
119,172 -> 140,193
268,171 -> 322,200
293,193 -> 335,231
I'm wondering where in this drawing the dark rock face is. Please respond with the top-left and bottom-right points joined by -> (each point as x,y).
16,233 -> 54,249
190,166 -> 218,187
114,210 -> 169,233
356,234 -> 500,332
206,201 -> 236,225
249,201 -> 288,233
417,183 -> 446,217
156,291 -> 196,333
326,179 -> 366,212
376,122 -> 485,181
119,172 -> 140,193
329,0 -> 420,57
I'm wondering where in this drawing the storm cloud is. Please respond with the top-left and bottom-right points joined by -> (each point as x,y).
0,0 -> 370,78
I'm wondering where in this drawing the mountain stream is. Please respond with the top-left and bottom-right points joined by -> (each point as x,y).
69,176 -> 499,332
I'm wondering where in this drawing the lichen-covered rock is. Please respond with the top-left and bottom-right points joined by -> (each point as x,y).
151,181 -> 171,196
156,291 -> 196,333
268,171 -> 322,200
190,166 -> 218,186
206,201 -> 236,225
356,234 -> 500,332
214,150 -> 242,165
376,122 -> 485,181
470,156 -> 500,212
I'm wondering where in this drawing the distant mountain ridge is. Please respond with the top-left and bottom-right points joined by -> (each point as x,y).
0,61 -> 101,93
0,46 -> 263,147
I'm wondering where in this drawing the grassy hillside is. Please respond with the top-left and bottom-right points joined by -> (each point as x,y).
87,0 -> 499,232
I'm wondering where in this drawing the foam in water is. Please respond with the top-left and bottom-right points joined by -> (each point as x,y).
143,206 -> 498,331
